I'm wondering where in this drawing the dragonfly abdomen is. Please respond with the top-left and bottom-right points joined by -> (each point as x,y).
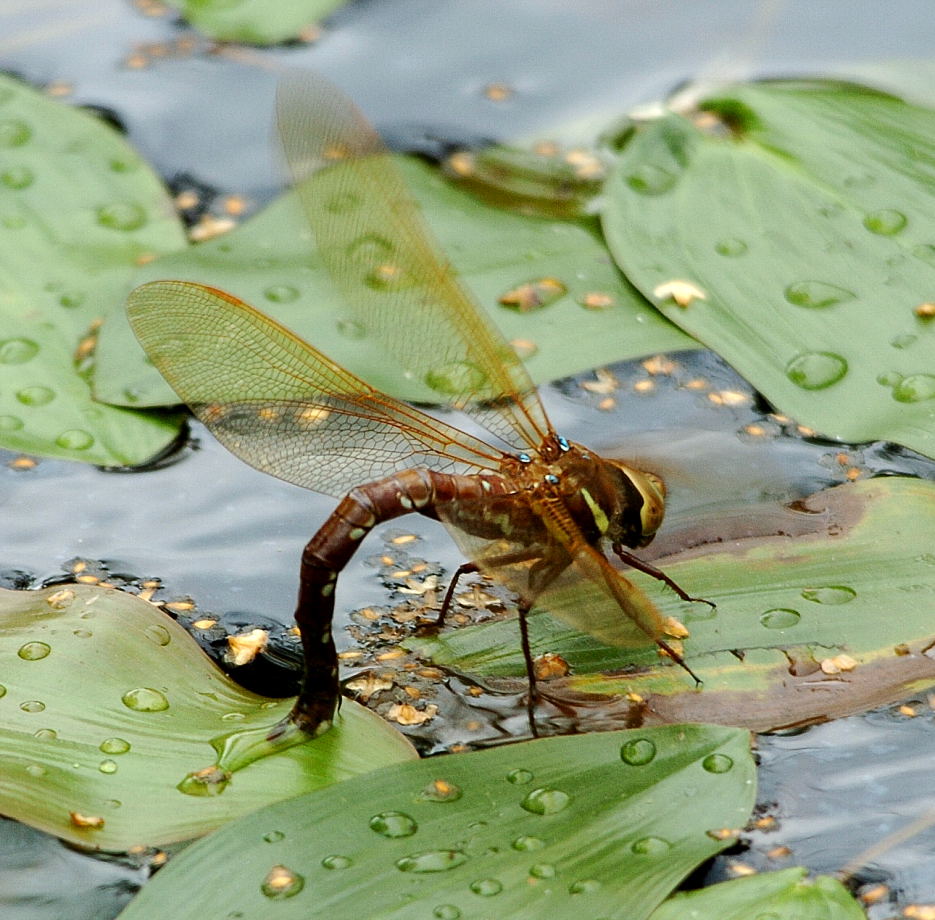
290,467 -> 511,734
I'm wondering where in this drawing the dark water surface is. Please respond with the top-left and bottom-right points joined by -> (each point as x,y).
2,1 -> 935,917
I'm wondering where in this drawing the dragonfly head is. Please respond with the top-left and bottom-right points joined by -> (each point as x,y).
604,461 -> 666,547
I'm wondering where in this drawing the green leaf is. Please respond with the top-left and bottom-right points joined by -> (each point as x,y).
649,868 -> 865,920
169,0 -> 347,44
96,157 -> 695,407
0,584 -> 415,851
407,477 -> 935,731
116,724 -> 754,920
602,80 -> 935,459
0,74 -> 187,464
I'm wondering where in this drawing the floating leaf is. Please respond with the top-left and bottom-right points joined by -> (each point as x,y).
169,0 -> 347,44
603,81 -> 935,459
0,584 -> 415,850
117,724 -> 754,920
408,477 -> 935,731
0,74 -> 186,464
649,868 -> 865,920
96,157 -> 694,407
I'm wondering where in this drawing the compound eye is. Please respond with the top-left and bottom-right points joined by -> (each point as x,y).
635,471 -> 666,539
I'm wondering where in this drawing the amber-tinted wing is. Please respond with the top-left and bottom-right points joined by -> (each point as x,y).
276,71 -> 553,453
127,281 -> 507,497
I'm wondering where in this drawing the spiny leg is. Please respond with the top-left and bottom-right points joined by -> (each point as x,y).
612,543 -> 716,610
517,597 -> 539,738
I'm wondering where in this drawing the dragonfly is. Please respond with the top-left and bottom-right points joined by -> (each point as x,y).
127,72 -> 709,742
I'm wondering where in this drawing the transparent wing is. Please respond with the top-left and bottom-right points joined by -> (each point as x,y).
276,70 -> 553,453
127,281 -> 507,497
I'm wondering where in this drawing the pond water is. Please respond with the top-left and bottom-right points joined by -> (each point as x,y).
2,1 -> 935,917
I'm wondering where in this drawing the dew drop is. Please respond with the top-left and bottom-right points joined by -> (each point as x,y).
365,262 -> 410,290
144,624 -> 171,646
418,779 -> 463,802
784,281 -> 855,309
221,712 -> 246,722
529,863 -> 556,879
177,766 -> 231,796
626,164 -> 676,195
801,585 -> 856,605
321,854 -> 352,869
0,684 -> 6,699
263,284 -> 299,303
620,737 -> 656,766
877,371 -> 903,387
702,753 -> 733,773
396,850 -> 468,873
511,835 -> 545,852
99,737 -> 131,755
336,318 -> 366,339
20,700 -> 45,713
0,416 -> 23,431
15,386 -> 55,406
892,374 -> 935,403
369,811 -> 418,838
506,768 -> 533,784
714,237 -> 747,257
33,727 -> 55,740
25,763 -> 46,777
55,430 -> 94,451
0,339 -> 38,365
121,687 -> 169,712
890,333 -> 917,350
98,759 -> 118,774
913,243 -> 935,263
260,865 -> 304,900
0,119 -> 31,147
59,290 -> 86,309
18,641 -> 50,660
498,277 -> 567,312
469,878 -> 503,896
863,208 -> 907,235
72,628 -> 92,639
1,165 -> 33,188
569,878 -> 602,894
433,906 -> 461,920
262,830 -> 285,843
425,361 -> 487,396
96,201 -> 147,231
630,836 -> 671,856
759,608 -> 801,629
521,787 -> 570,815
785,352 -> 847,390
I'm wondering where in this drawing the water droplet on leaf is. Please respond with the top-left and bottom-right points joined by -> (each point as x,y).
433,906 -> 461,920
18,641 -> 50,660
569,879 -> 602,894
260,865 -> 304,900
714,237 -> 747,256
801,585 -> 856,605
16,386 -> 55,406
630,836 -> 671,856
20,700 -> 45,713
425,361 -> 488,397
863,208 -> 907,235
55,430 -> 94,450
0,416 -> 23,431
702,753 -> 733,773
99,738 -> 131,755
369,811 -> 418,838
784,281 -> 854,309
785,352 -> 847,390
262,830 -> 285,843
620,738 -> 656,765
98,759 -> 118,774
263,285 -> 299,303
521,788 -> 570,815
396,850 -> 468,873
418,779 -> 463,802
506,768 -> 533,784
469,878 -> 503,896
626,164 -> 676,195
511,835 -> 545,851
759,608 -> 800,629
121,687 -> 169,712
0,339 -> 38,365
1,166 -> 33,188
96,201 -> 147,231
0,119 -> 31,147
144,624 -> 171,646
892,374 -> 935,403
529,863 -> 556,879
321,854 -> 352,869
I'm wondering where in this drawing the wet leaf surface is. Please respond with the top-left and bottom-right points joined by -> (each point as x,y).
0,74 -> 186,464
0,584 -> 415,851
95,157 -> 694,407
116,724 -> 754,920
407,477 -> 935,731
603,81 -> 935,459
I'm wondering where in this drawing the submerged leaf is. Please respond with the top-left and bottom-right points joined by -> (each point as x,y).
117,724 -> 755,920
603,80 -> 935,459
408,477 -> 935,731
0,585 -> 415,850
649,868 -> 865,920
169,0 -> 346,44
96,157 -> 694,407
0,74 -> 186,464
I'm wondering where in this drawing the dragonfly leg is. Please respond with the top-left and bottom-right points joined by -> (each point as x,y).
612,543 -> 716,610
517,597 -> 539,738
435,546 -> 544,627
